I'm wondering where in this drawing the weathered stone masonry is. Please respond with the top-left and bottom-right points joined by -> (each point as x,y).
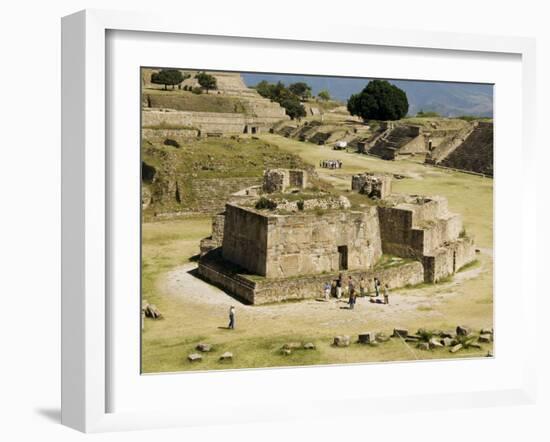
197,171 -> 476,303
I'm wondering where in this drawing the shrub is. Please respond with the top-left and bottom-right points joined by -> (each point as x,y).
297,200 -> 305,211
416,110 -> 440,118
163,138 -> 180,148
191,87 -> 203,95
255,197 -> 278,210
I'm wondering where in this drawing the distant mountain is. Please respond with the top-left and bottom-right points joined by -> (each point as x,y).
241,73 -> 493,118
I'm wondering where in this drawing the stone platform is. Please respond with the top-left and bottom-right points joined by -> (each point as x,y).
197,249 -> 424,305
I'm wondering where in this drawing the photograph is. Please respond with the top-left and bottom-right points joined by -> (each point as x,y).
140,67 -> 494,373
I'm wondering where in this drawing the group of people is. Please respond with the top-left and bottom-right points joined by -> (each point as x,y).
319,159 -> 343,169
226,275 -> 390,329
323,275 -> 390,308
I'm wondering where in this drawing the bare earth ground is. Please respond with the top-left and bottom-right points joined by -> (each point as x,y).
141,134 -> 493,373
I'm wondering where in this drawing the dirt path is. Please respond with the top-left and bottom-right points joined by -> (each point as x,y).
162,254 -> 488,334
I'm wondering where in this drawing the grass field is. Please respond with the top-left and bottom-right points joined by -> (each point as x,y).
141,134 -> 493,373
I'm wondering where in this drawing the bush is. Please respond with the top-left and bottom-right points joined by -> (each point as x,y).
297,200 -> 305,211
191,87 -> 203,95
416,110 -> 440,118
317,89 -> 331,101
163,138 -> 180,148
255,197 -> 278,210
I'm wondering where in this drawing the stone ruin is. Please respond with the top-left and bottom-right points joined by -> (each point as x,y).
262,168 -> 308,194
351,173 -> 392,199
197,170 -> 476,304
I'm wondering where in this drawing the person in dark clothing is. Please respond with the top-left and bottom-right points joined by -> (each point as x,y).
228,305 -> 236,329
348,276 -> 356,309
336,273 -> 343,299
374,278 -> 381,297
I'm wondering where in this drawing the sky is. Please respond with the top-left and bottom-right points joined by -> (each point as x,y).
241,72 -> 493,118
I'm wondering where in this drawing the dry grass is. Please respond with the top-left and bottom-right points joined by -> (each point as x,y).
141,134 -> 494,373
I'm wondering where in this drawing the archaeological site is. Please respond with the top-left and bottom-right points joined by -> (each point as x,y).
140,68 -> 493,372
198,169 -> 475,304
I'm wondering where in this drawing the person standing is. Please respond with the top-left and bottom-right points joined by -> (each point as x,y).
359,276 -> 366,297
336,273 -> 343,299
348,276 -> 356,309
323,281 -> 331,301
374,278 -> 380,297
228,305 -> 236,329
383,284 -> 390,305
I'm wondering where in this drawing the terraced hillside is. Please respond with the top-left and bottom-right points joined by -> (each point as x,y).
141,137 -> 312,218
439,122 -> 493,176
141,70 -> 289,135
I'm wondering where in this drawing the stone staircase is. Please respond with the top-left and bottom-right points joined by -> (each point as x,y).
425,124 -> 475,164
368,124 -> 422,159
439,122 -> 493,176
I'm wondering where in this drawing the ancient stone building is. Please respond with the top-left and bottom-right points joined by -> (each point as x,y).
221,203 -> 382,278
262,169 -> 308,193
377,195 -> 475,282
351,173 -> 392,199
197,170 -> 476,304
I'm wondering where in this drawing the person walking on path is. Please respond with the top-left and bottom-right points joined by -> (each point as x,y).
383,284 -> 390,305
228,305 -> 236,329
348,276 -> 356,309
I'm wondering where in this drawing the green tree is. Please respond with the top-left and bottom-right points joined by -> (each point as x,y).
195,72 -> 218,93
254,80 -> 305,120
280,97 -> 306,120
151,69 -> 187,90
289,82 -> 312,100
317,89 -> 331,101
347,80 -> 409,121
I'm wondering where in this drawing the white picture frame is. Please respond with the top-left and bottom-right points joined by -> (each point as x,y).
61,9 -> 538,433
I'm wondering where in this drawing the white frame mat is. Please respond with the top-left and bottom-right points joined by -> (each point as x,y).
61,9 -> 537,433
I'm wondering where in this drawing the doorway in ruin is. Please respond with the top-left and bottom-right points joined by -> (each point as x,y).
251,126 -> 257,134
243,125 -> 248,134
452,251 -> 457,273
338,245 -> 348,270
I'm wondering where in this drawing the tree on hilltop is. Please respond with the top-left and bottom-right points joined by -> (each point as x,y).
195,72 -> 218,94
255,80 -> 306,120
347,80 -> 409,121
151,69 -> 187,90
289,82 -> 312,100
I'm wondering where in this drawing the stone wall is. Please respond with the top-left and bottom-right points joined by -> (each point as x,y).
262,169 -> 307,193
197,257 -> 256,304
191,177 -> 262,213
377,196 -> 461,259
264,206 -> 382,278
423,237 -> 476,282
142,109 -> 283,135
351,173 -> 392,199
199,213 -> 226,256
141,128 -> 200,144
197,255 -> 424,305
222,204 -> 268,276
